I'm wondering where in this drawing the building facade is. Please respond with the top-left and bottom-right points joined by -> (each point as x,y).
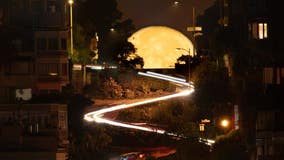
198,0 -> 284,159
0,0 -> 70,103
0,104 -> 69,160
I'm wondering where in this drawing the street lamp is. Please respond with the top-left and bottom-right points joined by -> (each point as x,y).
176,47 -> 191,82
220,118 -> 230,129
68,0 -> 74,57
220,119 -> 230,128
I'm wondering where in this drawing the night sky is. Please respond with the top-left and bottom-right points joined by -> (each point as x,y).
117,0 -> 214,36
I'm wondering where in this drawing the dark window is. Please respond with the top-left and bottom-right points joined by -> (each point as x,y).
49,63 -> 58,73
10,62 -> 31,74
31,0 -> 43,13
38,63 -> 58,75
38,63 -> 49,75
48,38 -> 58,50
39,90 -> 48,94
0,8 -> 4,25
12,39 -> 22,52
47,0 -> 57,13
61,38 -> 67,50
62,63 -> 67,76
49,89 -> 59,94
37,38 -> 46,50
275,111 -> 284,130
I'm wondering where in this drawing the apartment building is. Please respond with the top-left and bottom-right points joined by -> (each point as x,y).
0,0 -> 70,103
0,104 -> 69,160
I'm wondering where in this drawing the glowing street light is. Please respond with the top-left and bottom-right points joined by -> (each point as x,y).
68,0 -> 74,57
176,47 -> 191,82
174,1 -> 179,5
220,119 -> 230,128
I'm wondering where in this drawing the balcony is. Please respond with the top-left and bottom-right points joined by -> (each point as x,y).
9,11 -> 67,29
34,13 -> 68,29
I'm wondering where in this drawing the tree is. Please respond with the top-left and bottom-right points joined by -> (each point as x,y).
75,0 -> 140,67
117,41 -> 144,69
191,58 -> 232,119
211,130 -> 249,160
175,140 -> 211,160
102,77 -> 123,98
71,24 -> 92,64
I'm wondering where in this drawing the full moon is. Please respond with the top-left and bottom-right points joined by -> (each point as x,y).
128,26 -> 194,69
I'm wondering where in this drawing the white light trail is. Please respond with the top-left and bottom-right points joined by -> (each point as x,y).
145,71 -> 194,86
138,72 -> 194,88
199,138 -> 215,146
84,71 -> 194,136
146,71 -> 186,82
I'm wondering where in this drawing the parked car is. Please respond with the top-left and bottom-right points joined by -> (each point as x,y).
119,152 -> 145,160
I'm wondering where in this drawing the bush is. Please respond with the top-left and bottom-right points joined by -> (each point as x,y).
211,130 -> 249,160
102,77 -> 123,98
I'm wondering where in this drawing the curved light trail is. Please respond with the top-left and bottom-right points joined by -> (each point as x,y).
84,71 -> 195,137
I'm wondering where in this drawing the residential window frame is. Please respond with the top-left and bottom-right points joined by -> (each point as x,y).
248,21 -> 268,40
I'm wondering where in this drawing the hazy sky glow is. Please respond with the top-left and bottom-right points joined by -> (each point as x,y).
118,0 -> 214,35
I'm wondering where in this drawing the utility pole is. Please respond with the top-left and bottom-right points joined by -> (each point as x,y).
187,7 -> 202,57
192,7 -> 196,57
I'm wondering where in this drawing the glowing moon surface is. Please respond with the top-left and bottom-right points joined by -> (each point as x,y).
128,26 -> 194,69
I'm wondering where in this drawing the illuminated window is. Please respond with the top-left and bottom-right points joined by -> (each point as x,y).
263,23 -> 268,38
258,23 -> 264,39
249,22 -> 268,40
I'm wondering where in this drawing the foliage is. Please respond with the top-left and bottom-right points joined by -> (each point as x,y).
102,77 -> 123,98
175,140 -> 211,160
116,40 -> 144,69
211,130 -> 249,160
66,93 -> 113,160
75,0 -> 142,68
71,24 -> 92,64
70,125 -> 112,160
191,59 -> 231,115
29,86 -> 112,159
83,71 -> 146,99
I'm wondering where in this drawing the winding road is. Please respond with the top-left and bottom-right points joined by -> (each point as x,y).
84,71 -> 194,137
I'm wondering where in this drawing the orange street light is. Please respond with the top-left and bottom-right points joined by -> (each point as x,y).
220,119 -> 230,128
